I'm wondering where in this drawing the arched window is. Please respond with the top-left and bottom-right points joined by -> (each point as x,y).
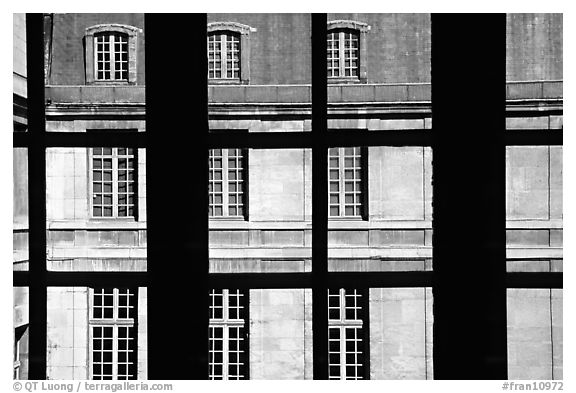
208,31 -> 241,80
207,22 -> 256,84
327,20 -> 370,82
85,24 -> 142,84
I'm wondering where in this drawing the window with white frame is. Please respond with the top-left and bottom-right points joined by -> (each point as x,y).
207,22 -> 256,84
209,149 -> 246,218
209,289 -> 248,380
328,288 -> 366,380
326,20 -> 370,82
91,148 -> 136,218
85,24 -> 141,84
329,147 -> 366,218
208,32 -> 240,80
90,288 -> 136,380
327,29 -> 359,78
95,32 -> 128,81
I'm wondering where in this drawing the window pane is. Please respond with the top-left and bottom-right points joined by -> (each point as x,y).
507,289 -> 562,379
369,287 -> 433,379
327,14 -> 431,133
13,287 -> 29,380
46,287 -> 147,380
506,146 -> 562,273
208,14 -> 311,133
328,147 -> 433,272
248,289 -> 312,379
13,148 -> 29,271
209,148 -> 312,274
46,148 -> 147,272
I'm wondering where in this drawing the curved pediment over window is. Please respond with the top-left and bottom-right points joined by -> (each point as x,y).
327,20 -> 371,33
207,22 -> 257,35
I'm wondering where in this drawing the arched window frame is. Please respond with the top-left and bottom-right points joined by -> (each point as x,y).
85,24 -> 142,85
327,20 -> 370,83
207,22 -> 256,84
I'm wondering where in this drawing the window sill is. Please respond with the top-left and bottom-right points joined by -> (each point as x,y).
328,77 -> 365,85
209,216 -> 248,222
208,79 -> 246,85
88,80 -> 133,86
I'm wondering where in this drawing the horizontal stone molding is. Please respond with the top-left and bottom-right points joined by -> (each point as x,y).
44,219 -> 562,231
506,248 -> 563,259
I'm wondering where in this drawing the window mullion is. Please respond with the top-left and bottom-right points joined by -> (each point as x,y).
339,148 -> 345,216
222,150 -> 229,216
221,35 -> 228,79
223,317 -> 230,380
340,326 -> 346,379
112,148 -> 118,217
339,32 -> 346,76
112,326 -> 118,380
110,34 -> 116,80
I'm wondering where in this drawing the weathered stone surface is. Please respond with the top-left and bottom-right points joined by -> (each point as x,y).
507,289 -> 553,379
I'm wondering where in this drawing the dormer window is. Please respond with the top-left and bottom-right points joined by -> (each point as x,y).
327,20 -> 370,83
85,24 -> 142,84
207,22 -> 256,84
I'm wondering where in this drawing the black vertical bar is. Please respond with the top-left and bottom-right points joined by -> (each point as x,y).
146,14 -> 209,379
311,13 -> 328,380
26,13 -> 47,380
432,14 -> 508,379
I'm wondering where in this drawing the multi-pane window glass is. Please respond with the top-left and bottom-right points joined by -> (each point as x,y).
329,147 -> 365,218
209,149 -> 246,218
95,33 -> 128,81
92,148 -> 136,218
328,288 -> 365,380
90,288 -> 136,380
208,32 -> 240,79
327,29 -> 359,78
209,289 -> 247,380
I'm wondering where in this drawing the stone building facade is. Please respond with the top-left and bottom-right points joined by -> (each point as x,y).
13,13 -> 562,380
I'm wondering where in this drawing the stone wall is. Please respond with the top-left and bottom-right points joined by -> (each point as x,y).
507,289 -> 562,379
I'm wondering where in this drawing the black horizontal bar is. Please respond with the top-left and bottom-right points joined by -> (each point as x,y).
207,130 -> 432,149
16,128 -> 560,150
13,132 -> 29,148
506,272 -> 563,288
505,130 -> 562,146
14,131 -> 148,148
208,132 -> 313,149
327,129 -> 432,147
207,271 -> 434,288
14,271 -> 148,287
208,273 -> 313,288
14,270 -> 563,289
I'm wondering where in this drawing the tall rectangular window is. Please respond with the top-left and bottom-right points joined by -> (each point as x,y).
91,148 -> 136,218
329,147 -> 365,218
328,288 -> 366,380
95,33 -> 128,81
209,289 -> 248,380
208,32 -> 240,80
327,29 -> 359,78
90,288 -> 136,380
209,149 -> 246,218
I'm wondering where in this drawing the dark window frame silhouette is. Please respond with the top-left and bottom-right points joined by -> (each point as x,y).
15,13 -> 562,380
